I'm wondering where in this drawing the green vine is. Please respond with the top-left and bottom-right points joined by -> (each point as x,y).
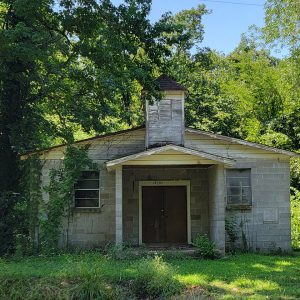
225,216 -> 239,252
41,144 -> 93,253
14,155 -> 43,256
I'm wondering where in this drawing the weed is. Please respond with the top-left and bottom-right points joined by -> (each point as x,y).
130,256 -> 183,299
193,234 -> 219,259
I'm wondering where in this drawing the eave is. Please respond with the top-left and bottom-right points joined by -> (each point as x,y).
106,144 -> 235,171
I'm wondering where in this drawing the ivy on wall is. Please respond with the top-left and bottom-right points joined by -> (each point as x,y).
41,145 -> 93,252
12,145 -> 94,256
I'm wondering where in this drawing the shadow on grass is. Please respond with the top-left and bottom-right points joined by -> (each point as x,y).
169,253 -> 300,298
1,252 -> 300,299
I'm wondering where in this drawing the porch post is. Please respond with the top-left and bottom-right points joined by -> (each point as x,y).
115,166 -> 123,245
208,164 -> 226,254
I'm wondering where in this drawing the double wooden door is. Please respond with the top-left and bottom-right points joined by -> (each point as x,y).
142,186 -> 187,244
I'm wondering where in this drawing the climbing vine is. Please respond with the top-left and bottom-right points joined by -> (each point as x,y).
20,155 -> 43,254
41,145 -> 93,252
225,216 -> 239,252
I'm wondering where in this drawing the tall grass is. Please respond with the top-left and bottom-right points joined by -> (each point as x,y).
130,256 -> 183,299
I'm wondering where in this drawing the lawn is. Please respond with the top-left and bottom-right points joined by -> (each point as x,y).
0,251 -> 300,299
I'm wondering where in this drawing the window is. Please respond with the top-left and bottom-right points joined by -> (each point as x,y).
226,169 -> 251,207
74,171 -> 100,208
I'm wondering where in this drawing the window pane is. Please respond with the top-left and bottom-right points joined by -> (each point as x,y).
75,190 -> 99,199
226,177 -> 250,187
227,169 -> 250,177
227,187 -> 242,196
74,171 -> 100,208
242,187 -> 251,197
79,171 -> 99,180
241,196 -> 251,204
75,198 -> 99,207
75,180 -> 99,189
227,196 -> 241,204
226,169 -> 251,205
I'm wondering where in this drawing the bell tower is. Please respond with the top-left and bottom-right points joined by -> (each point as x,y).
145,75 -> 186,148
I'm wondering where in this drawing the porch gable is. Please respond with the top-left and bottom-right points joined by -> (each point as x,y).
106,144 -> 235,171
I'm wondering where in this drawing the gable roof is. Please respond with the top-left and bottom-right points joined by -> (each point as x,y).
106,144 -> 235,170
21,125 -> 297,158
21,126 -> 145,158
186,127 -> 297,157
156,74 -> 186,91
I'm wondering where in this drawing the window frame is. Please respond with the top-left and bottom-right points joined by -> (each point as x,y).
226,168 -> 252,209
74,170 -> 100,209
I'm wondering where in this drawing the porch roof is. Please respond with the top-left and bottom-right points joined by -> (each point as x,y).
106,144 -> 235,171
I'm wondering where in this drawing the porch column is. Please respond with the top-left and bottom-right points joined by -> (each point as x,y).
208,164 -> 226,254
115,166 -> 123,245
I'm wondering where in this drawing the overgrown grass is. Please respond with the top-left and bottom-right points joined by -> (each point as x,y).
1,252 -> 300,299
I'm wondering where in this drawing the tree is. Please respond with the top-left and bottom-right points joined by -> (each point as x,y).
262,0 -> 300,52
0,0 -> 211,254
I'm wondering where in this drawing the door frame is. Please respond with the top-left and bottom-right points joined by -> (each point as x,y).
138,180 -> 191,245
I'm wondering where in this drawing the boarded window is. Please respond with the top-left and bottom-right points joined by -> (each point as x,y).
226,169 -> 251,206
74,171 -> 100,208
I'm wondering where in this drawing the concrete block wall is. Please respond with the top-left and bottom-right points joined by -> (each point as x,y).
64,163 -> 116,248
122,166 -> 210,244
225,159 -> 291,252
37,127 -> 292,251
40,129 -> 145,248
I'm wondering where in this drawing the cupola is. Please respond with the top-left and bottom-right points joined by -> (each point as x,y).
145,75 -> 186,148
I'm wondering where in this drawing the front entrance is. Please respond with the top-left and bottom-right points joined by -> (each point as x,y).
142,186 -> 187,244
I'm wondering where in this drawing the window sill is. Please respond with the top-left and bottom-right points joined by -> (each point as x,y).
72,207 -> 102,213
226,204 -> 252,211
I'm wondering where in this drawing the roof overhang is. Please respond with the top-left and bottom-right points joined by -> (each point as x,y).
186,127 -> 298,157
106,144 -> 235,171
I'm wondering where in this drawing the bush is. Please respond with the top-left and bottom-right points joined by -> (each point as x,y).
0,278 -> 70,300
193,234 -> 219,259
225,217 -> 239,253
71,276 -> 119,300
0,276 -> 128,300
291,188 -> 300,250
130,256 -> 183,299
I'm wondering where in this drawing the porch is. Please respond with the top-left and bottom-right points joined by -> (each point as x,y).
106,145 -> 235,254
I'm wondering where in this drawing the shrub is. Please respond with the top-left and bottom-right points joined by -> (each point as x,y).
71,277 -> 118,300
193,234 -> 219,259
225,216 -> 239,253
0,278 -> 70,300
291,188 -> 300,250
130,256 -> 183,299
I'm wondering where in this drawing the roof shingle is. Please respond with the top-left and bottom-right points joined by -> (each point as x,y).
156,74 -> 186,91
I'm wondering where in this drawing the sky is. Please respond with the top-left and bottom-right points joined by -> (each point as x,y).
113,0 -> 267,55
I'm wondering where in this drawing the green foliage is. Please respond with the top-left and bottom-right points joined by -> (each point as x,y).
0,192 -> 21,255
0,0 -> 299,259
193,234 -> 219,259
1,252 -> 300,299
0,156 -> 42,256
131,256 -> 183,299
263,0 -> 300,51
225,217 -> 239,252
41,145 -> 93,252
291,187 -> 300,249
0,278 -> 71,300
20,155 -> 43,254
71,275 -> 119,300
